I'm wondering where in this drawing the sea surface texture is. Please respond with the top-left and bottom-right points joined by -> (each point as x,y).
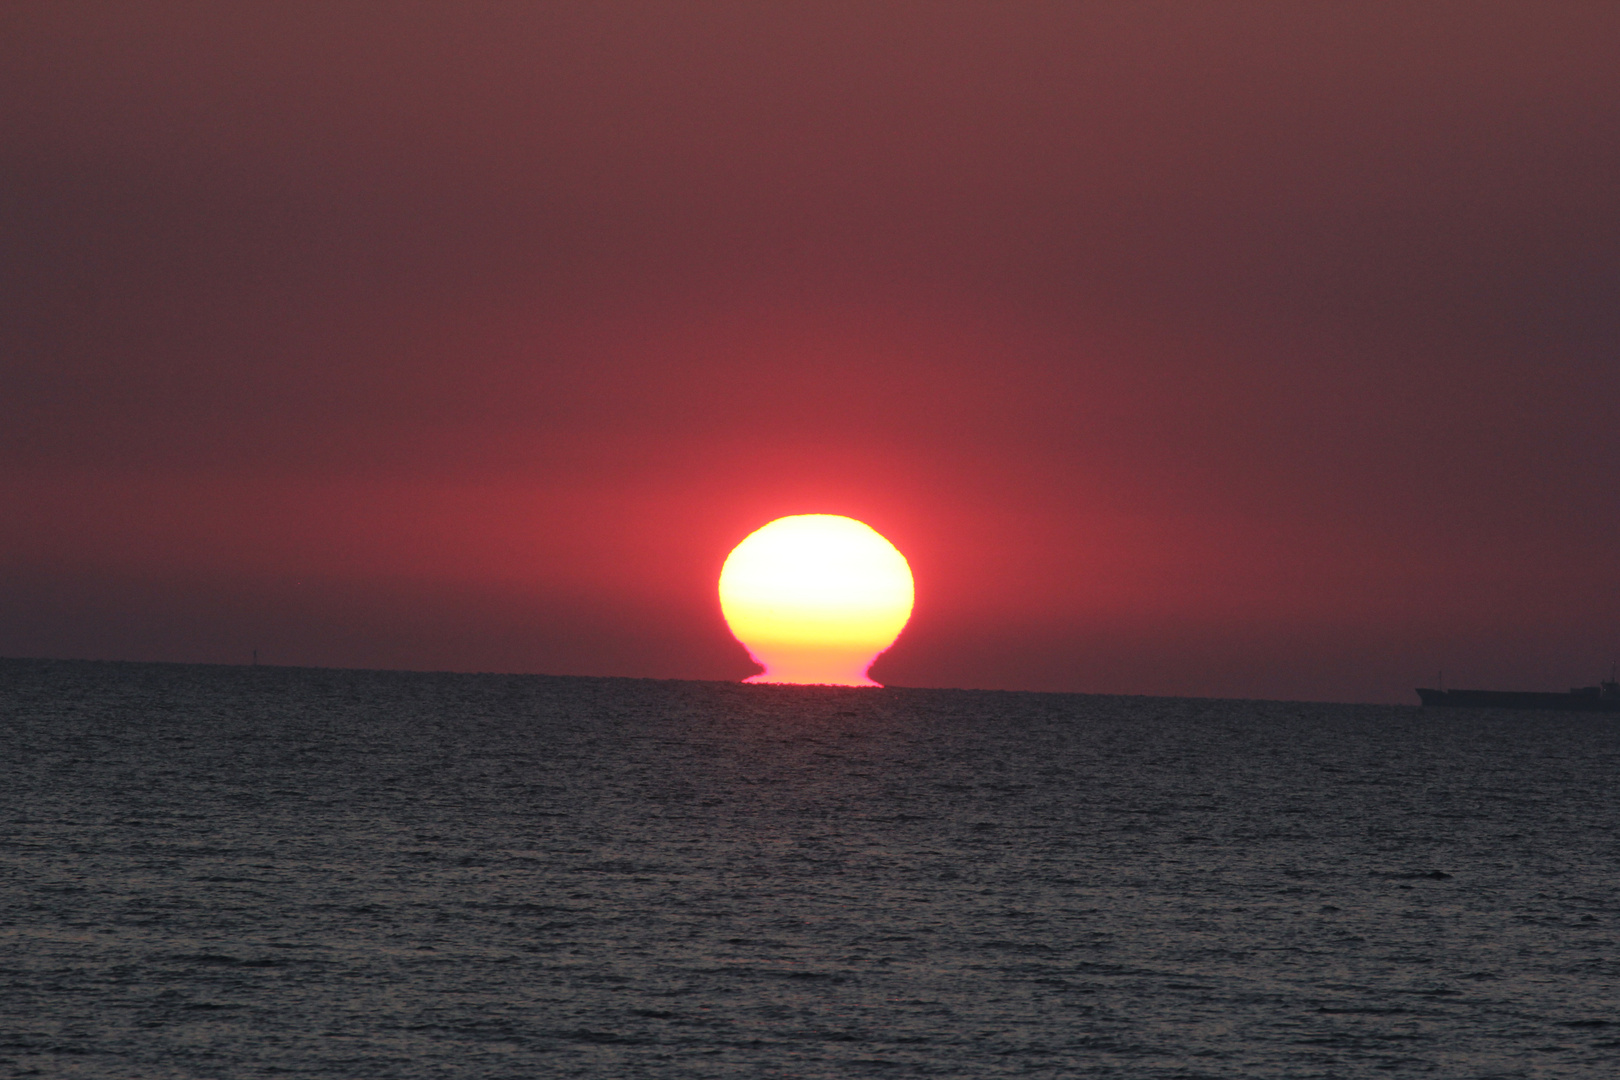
2,658 -> 1617,1078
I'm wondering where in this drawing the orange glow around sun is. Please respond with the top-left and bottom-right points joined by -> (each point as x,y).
719,514 -> 914,686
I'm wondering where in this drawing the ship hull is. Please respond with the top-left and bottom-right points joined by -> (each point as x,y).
1416,687 -> 1620,712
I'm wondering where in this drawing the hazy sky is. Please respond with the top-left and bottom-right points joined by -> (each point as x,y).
4,2 -> 1617,702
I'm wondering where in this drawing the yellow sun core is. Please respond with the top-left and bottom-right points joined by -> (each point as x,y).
719,514 -> 914,687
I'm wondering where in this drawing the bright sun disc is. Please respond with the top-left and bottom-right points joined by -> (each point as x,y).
719,514 -> 914,687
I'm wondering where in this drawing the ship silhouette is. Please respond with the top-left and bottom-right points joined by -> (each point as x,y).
1417,675 -> 1620,712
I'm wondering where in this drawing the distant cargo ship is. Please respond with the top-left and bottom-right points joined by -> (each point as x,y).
1416,680 -> 1620,712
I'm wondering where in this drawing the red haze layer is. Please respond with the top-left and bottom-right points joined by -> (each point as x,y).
2,4 -> 1617,701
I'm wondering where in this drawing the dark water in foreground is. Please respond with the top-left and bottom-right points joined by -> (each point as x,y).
2,659 -> 1618,1079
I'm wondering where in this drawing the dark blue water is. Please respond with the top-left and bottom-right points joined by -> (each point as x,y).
3,658 -> 1618,1078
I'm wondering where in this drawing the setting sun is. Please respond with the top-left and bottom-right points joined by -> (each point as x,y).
719,515 -> 914,686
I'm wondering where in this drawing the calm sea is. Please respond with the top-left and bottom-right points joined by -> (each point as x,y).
2,657 -> 1617,1078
